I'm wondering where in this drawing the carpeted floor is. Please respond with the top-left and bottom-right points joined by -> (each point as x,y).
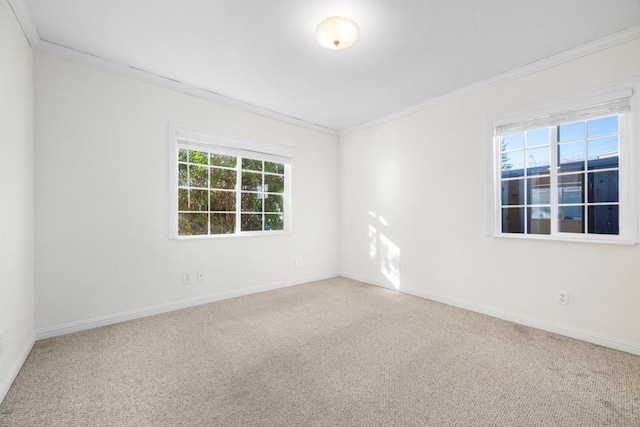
1,277 -> 639,426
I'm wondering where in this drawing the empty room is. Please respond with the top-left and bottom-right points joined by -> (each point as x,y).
1,0 -> 640,425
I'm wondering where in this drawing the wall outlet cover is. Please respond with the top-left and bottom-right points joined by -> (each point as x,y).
558,291 -> 569,305
182,272 -> 193,284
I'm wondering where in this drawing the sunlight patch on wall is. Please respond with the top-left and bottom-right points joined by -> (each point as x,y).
379,233 -> 400,289
367,211 -> 401,289
368,224 -> 377,261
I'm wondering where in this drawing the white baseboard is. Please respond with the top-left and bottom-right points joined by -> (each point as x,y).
31,270 -> 640,355
0,332 -> 35,405
341,273 -> 640,356
35,273 -> 339,341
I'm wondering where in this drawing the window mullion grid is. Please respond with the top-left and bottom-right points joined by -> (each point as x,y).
262,162 -> 266,231
187,155 -> 191,210
236,157 -> 242,234
179,150 -> 186,234
284,163 -> 291,232
174,131 -> 292,238
496,137 -> 521,235
207,159 -> 211,236
618,113 -> 629,238
494,102 -> 629,242
495,136 -> 502,234
523,134 -> 528,235
550,126 -> 559,236
583,127 -> 589,234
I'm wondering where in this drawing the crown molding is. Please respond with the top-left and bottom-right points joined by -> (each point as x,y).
8,0 -> 639,138
36,40 -> 339,136
7,0 -> 39,47
341,24 -> 640,137
7,0 -> 338,137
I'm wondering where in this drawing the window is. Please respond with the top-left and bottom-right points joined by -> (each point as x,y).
170,125 -> 293,238
489,88 -> 635,244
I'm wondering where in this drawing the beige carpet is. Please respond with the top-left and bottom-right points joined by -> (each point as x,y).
1,277 -> 639,426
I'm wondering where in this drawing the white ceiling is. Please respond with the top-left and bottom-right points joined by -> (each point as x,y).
20,0 -> 640,132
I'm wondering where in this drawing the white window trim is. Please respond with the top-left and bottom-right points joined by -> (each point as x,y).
168,124 -> 294,239
486,82 -> 638,245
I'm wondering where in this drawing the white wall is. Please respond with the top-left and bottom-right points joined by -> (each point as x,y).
0,0 -> 34,400
339,39 -> 640,347
34,52 -> 339,331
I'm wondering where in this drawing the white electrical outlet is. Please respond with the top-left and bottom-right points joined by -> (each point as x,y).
197,271 -> 204,281
0,331 -> 4,358
182,272 -> 193,285
295,257 -> 302,267
558,291 -> 569,305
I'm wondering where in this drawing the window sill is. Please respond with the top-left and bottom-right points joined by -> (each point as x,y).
493,232 -> 636,246
174,230 -> 293,240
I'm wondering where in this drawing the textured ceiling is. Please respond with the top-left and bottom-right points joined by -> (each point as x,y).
23,0 -> 640,131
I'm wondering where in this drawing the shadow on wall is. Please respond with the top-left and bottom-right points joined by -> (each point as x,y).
368,211 -> 401,289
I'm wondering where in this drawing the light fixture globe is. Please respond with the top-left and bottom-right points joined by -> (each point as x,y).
315,16 -> 360,50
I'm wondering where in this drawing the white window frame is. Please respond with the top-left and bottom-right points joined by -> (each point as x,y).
486,84 -> 637,245
168,124 -> 294,239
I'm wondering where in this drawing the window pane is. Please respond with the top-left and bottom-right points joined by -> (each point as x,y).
178,148 -> 188,162
265,161 -> 285,174
588,171 -> 618,203
501,149 -> 525,178
242,158 -> 263,171
264,174 -> 284,193
528,176 -> 550,205
501,179 -> 524,206
178,213 -> 208,236
190,190 -> 208,211
558,206 -> 584,233
211,168 -> 237,190
241,214 -> 263,231
265,214 -> 284,231
558,141 -> 585,172
526,146 -> 550,176
588,205 -> 619,235
210,154 -> 236,168
189,165 -> 208,188
502,133 -> 524,151
587,115 -> 618,137
178,188 -> 188,211
527,207 -> 550,235
210,213 -> 235,234
178,189 -> 208,211
502,207 -> 524,234
587,136 -> 618,170
178,163 -> 188,187
210,190 -> 236,211
241,192 -> 263,212
265,194 -> 284,213
241,171 -> 262,191
526,128 -> 549,147
558,121 -> 585,142
558,174 -> 584,204
188,150 -> 208,165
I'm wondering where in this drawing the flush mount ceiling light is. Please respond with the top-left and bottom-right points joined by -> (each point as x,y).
315,16 -> 360,50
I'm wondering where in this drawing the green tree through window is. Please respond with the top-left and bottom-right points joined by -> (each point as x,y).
177,148 -> 287,236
